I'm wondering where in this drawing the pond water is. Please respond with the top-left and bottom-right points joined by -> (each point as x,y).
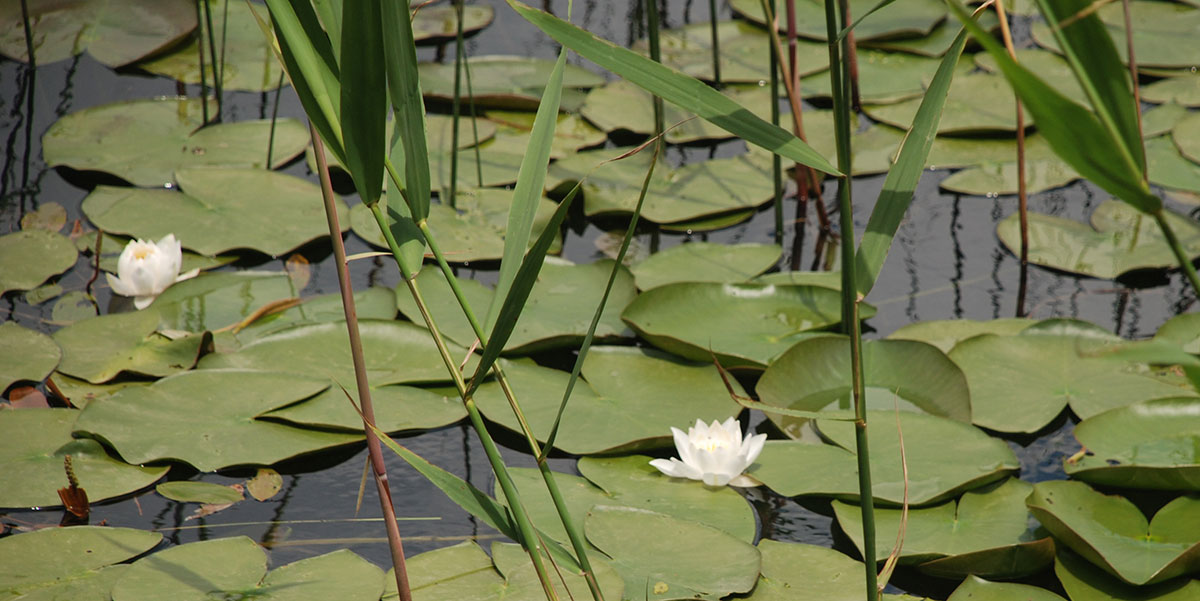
1,1 -> 1195,598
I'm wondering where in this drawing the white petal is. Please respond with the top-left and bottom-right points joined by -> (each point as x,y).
702,471 -> 732,487
106,272 -> 135,296
670,427 -> 697,467
175,267 -> 200,283
727,473 -> 762,487
133,294 -> 156,310
740,433 -> 768,469
126,263 -> 159,296
649,458 -> 700,480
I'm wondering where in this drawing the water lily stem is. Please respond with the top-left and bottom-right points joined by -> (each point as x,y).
310,125 -> 414,601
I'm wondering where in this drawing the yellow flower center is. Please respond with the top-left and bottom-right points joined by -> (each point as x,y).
132,247 -> 155,260
697,437 -> 731,452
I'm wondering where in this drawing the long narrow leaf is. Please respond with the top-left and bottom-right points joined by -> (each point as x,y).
509,0 -> 840,176
311,0 -> 342,60
484,49 -> 569,336
340,0 -> 386,205
380,1 -> 432,220
853,29 -> 969,296
945,0 -> 1160,213
264,0 -> 344,162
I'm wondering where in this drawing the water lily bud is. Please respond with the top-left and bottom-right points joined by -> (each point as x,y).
105,234 -> 199,309
649,417 -> 767,487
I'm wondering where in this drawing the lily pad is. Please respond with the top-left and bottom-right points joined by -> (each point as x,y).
585,505 -> 760,601
49,372 -> 149,409
218,286 -> 397,349
83,168 -> 346,257
419,55 -> 604,111
1144,102 -> 1190,137
998,200 -> 1200,280
750,411 -> 1017,505
926,131 -> 1063,170
474,347 -> 743,454
630,242 -> 781,290
622,282 -> 861,368
0,526 -> 162,599
941,158 -> 1080,196
395,259 -> 634,354
0,229 -> 77,296
745,539 -> 914,601
0,0 -> 195,66
53,309 -> 210,384
0,408 -> 168,508
73,369 -> 361,471
947,576 -> 1066,601
506,454 -> 756,547
147,271 -> 295,332
1175,112 -> 1200,165
0,322 -> 60,392
481,111 -> 605,158
636,19 -> 827,83
1145,75 -> 1200,107
45,98 -> 308,186
412,4 -> 494,43
864,72 -> 1021,134
887,318 -> 1035,353
755,270 -> 842,289
834,478 -> 1053,579
1156,312 -> 1200,354
774,111 -> 906,176
1149,135 -> 1200,193
1027,480 -> 1200,585
1032,1 -> 1200,69
730,0 -> 947,42
139,0 -> 284,91
156,480 -> 244,504
581,80 -> 776,144
756,336 -> 972,425
111,537 -> 383,601
975,48 -> 1089,105
1065,398 -> 1200,490
549,147 -> 776,224
863,11 -> 999,56
802,49 -> 950,105
1056,550 -> 1200,601
950,326 -> 1194,433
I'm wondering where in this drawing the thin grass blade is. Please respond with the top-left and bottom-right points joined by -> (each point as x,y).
339,0 -> 386,205
380,0 -> 432,220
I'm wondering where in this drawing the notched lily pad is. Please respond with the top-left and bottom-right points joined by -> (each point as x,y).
864,72 -> 1022,134
0,0 -> 195,66
640,19 -> 827,83
0,321 -> 61,392
947,576 -> 1066,601
53,308 -> 210,384
887,318 -> 1035,353
419,55 -> 604,110
1145,75 -> 1200,107
746,539 -> 917,601
156,480 -> 244,504
581,80 -> 777,144
412,4 -> 494,43
0,229 -> 78,296
1175,112 -> 1200,165
1032,1 -> 1200,69
1065,398 -> 1200,490
630,242 -> 782,290
730,0 -> 946,41
0,526 -> 162,599
1055,549 -> 1200,601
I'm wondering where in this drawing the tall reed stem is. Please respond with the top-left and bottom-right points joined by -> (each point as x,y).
995,0 -> 1029,317
645,0 -> 664,135
311,126 -> 413,601
708,0 -> 721,85
769,20 -> 784,245
449,0 -> 466,207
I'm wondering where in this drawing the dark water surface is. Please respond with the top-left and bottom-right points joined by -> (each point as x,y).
1,1 -> 1194,594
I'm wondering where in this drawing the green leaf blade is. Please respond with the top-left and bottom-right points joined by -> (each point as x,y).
339,0 -> 386,205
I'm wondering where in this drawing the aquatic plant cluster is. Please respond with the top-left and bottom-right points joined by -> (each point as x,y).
1,0 -> 1200,600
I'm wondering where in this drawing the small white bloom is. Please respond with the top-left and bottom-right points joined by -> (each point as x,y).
649,417 -> 767,487
106,234 -> 199,310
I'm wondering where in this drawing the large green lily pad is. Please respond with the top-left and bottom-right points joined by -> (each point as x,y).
622,282 -> 862,368
755,270 -> 842,289
49,372 -> 149,409
630,242 -> 781,290
0,0 -> 195,66
1144,102 -> 1190,137
947,576 -> 1066,601
395,259 -> 634,354
581,80 -> 776,144
1149,135 -> 1200,193
975,48 -> 1089,105
506,454 -> 755,547
45,98 -> 308,186
863,10 -> 999,56
1056,550 -> 1200,601
1065,398 -> 1200,490
0,526 -> 162,599
749,411 -> 1017,506
998,200 -> 1200,280
1028,480 -> 1200,585
1144,75 -> 1200,107
585,505 -> 760,601
745,539 -> 917,601
73,369 -> 361,471
83,168 -> 346,257
834,478 -> 1053,579
950,327 -> 1194,433
887,318 -> 1035,353
139,0 -> 284,92
111,537 -> 383,601
864,72 -> 1021,134
53,309 -> 210,384
802,49 -> 951,105
757,336 -> 972,426
481,111 -> 605,158
1175,112 -> 1200,165
0,229 -> 77,296
419,55 -> 604,110
636,19 -> 827,83
0,322 -> 60,392
218,286 -> 397,349
1156,312 -> 1200,354
941,158 -> 1080,196
1032,1 -> 1200,69
548,147 -> 776,224
147,271 -> 294,332
0,408 -> 168,508
475,347 -> 743,454
730,0 -> 946,41
412,4 -> 494,43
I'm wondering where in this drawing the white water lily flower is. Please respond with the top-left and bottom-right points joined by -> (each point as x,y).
106,234 -> 199,310
649,417 -> 767,487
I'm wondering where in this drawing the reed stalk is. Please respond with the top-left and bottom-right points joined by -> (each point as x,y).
195,0 -> 209,124
202,0 -> 223,121
645,0 -> 664,135
449,0 -> 466,207
769,20 -> 784,244
708,0 -> 721,85
994,0 -> 1029,317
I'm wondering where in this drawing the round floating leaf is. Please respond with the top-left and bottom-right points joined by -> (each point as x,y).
834,478 -> 1053,579
585,505 -> 760,601
926,131 -> 1062,170
1145,75 -> 1200,107
950,328 -> 1194,433
0,408 -> 168,508
53,309 -> 210,384
548,147 -> 776,224
1056,550 -> 1200,601
755,270 -> 842,289
0,0 -> 195,66
506,454 -> 755,548
802,49 -> 950,105
1143,102 -> 1190,137
218,286 -> 397,349
975,48 -> 1088,105
83,168 -> 346,257
1065,398 -> 1200,491
998,200 -> 1200,280
659,208 -> 758,232
112,537 -> 383,601
50,372 -> 148,409
245,468 -> 282,501
630,242 -> 781,290
863,10 -> 999,56
0,322 -> 61,391
45,98 -> 308,186
947,576 -> 1066,601
749,411 -> 1019,505
138,0 -> 284,92
0,526 -> 161,597
752,111 -> 904,176
622,282 -> 862,368
730,0 -> 946,41
412,4 -> 494,43
475,347 -> 743,454
156,481 -> 244,504
637,20 -> 827,83
746,539 -> 906,601
73,369 -> 361,471
1032,1 -> 1200,69
1028,480 -> 1200,585
757,336 -> 972,424
864,72 -> 1021,133
940,158 -> 1080,196
482,111 -> 605,158
266,383 -> 463,433
1156,312 -> 1200,354
581,80 -> 776,144
887,318 -> 1035,353
0,229 -> 77,296
419,55 -> 604,110
1149,135 -> 1200,193
1175,112 -> 1200,165
20,201 -> 67,233
149,271 -> 294,333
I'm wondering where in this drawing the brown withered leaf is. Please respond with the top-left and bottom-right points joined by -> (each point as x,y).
245,468 -> 283,501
